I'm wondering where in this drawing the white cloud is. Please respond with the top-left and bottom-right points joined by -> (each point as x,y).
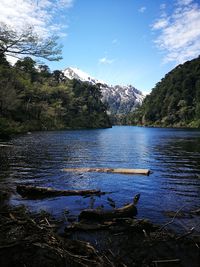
176,0 -> 193,6
99,57 -> 114,64
58,0 -> 74,8
112,39 -> 118,44
152,0 -> 200,63
152,18 -> 169,30
160,3 -> 166,10
0,0 -> 74,38
138,6 -> 146,13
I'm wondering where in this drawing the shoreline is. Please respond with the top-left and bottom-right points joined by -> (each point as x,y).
0,125 -> 113,140
2,123 -> 200,141
0,190 -> 199,267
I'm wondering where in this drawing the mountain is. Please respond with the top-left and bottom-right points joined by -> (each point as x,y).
63,67 -> 144,114
131,56 -> 200,128
63,67 -> 104,85
100,84 -> 144,114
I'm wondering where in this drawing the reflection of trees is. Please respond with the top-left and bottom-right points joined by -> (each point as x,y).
0,146 -> 11,201
0,147 -> 11,181
153,135 -> 200,169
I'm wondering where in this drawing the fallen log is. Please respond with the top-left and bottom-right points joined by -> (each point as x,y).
67,221 -> 112,231
66,218 -> 156,232
62,167 -> 150,175
79,202 -> 137,221
17,185 -> 105,199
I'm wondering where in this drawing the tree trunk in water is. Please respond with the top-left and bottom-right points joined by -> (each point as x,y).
17,185 -> 105,199
62,167 -> 150,175
79,202 -> 137,221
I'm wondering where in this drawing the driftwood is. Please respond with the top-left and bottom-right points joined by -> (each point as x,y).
67,222 -> 112,231
152,259 -> 181,267
17,185 -> 105,199
66,218 -> 156,233
0,206 -> 104,267
0,143 -> 13,147
62,167 -> 150,175
79,202 -> 137,221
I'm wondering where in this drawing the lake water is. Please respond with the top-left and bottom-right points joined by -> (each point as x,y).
0,126 -> 200,232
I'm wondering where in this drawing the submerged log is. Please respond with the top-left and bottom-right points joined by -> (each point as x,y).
17,185 -> 105,199
67,221 -> 112,231
63,167 -> 150,175
79,202 -> 137,221
66,218 -> 156,233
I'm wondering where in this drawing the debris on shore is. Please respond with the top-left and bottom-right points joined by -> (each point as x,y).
0,205 -> 103,267
0,189 -> 199,267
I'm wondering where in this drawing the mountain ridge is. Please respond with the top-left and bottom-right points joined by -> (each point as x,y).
63,67 -> 145,114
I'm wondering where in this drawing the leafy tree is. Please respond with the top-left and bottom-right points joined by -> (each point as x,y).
0,55 -> 111,138
38,65 -> 51,78
15,57 -> 39,82
15,57 -> 36,73
52,70 -> 65,83
0,53 -> 10,67
132,56 -> 200,128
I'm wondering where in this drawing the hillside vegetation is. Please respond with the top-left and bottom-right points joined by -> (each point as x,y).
0,55 -> 111,138
131,56 -> 200,128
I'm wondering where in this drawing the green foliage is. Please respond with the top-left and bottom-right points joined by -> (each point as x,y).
0,57 -> 111,138
131,56 -> 200,128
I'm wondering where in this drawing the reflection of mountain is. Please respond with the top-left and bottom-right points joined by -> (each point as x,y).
63,67 -> 145,114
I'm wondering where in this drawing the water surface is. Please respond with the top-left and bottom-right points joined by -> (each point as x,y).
0,126 -> 200,232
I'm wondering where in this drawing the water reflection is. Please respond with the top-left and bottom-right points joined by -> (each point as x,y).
0,127 -> 200,232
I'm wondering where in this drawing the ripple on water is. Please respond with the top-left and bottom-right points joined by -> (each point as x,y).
0,126 -> 200,232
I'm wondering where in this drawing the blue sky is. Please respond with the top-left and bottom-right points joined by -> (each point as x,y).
50,0 -> 177,93
1,0 -> 200,94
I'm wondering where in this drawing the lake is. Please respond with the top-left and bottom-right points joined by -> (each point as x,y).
0,126 -> 200,232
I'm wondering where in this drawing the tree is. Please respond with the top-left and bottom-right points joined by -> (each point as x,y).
0,53 -> 10,67
15,57 -> 36,73
0,23 -> 62,61
52,70 -> 65,83
15,57 -> 38,82
133,56 -> 200,127
38,64 -> 51,78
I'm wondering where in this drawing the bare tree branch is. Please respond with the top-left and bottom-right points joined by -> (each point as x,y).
0,23 -> 62,61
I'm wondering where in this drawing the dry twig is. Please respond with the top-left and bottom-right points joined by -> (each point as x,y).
158,205 -> 185,232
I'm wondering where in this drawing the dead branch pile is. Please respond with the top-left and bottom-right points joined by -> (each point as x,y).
65,196 -> 200,267
65,216 -> 200,267
0,205 -> 104,267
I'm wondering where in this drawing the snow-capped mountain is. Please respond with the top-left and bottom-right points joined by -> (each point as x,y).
101,84 -> 144,114
63,67 -> 145,114
63,67 -> 105,85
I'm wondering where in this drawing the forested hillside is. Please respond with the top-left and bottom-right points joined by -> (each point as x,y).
0,55 -> 111,138
131,56 -> 200,128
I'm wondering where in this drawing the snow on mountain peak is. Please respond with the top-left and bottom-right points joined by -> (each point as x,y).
63,67 -> 105,85
62,67 -> 145,114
